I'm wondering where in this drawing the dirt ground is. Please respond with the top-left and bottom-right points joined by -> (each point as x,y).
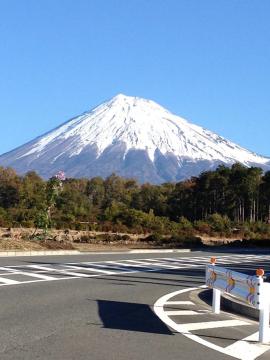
0,227 -> 240,251
0,227 -> 151,251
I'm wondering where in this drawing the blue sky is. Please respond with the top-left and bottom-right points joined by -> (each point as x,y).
0,0 -> 269,156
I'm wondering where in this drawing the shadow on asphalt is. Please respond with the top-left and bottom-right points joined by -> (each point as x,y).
91,270 -> 205,288
96,299 -> 173,335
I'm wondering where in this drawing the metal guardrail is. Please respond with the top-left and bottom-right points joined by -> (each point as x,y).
206,257 -> 270,343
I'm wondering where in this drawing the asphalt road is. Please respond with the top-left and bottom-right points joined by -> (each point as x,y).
0,250 -> 270,360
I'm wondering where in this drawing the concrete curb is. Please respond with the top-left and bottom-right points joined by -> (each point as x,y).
129,249 -> 191,253
198,288 -> 261,321
221,292 -> 260,320
0,250 -> 81,257
0,248 -> 192,257
80,249 -> 192,255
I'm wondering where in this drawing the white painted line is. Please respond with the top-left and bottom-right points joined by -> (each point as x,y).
219,260 -> 241,264
57,271 -> 94,278
225,332 -> 270,360
0,266 -> 19,272
91,262 -> 138,273
155,259 -> 202,268
165,310 -> 199,315
29,263 -> 116,275
166,258 -> 200,263
0,276 -> 86,286
126,259 -> 159,266
128,259 -> 185,270
0,276 -> 19,284
160,258 -> 184,263
182,319 -> 251,331
141,260 -> 180,269
154,287 -> 237,358
165,301 -> 195,305
61,265 -> 116,275
83,263 -> 134,272
6,264 -> 52,269
130,249 -> 192,253
154,286 -> 270,360
106,260 -> 153,268
27,265 -> 56,272
19,272 -> 57,281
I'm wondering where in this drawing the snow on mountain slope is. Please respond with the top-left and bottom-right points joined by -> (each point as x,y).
0,94 -> 269,183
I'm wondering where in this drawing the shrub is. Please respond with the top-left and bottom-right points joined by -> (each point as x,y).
207,213 -> 231,233
194,220 -> 211,234
144,233 -> 163,244
169,234 -> 202,248
178,216 -> 193,230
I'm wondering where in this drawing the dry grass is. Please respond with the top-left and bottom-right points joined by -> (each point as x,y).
0,227 -> 239,251
0,238 -> 44,250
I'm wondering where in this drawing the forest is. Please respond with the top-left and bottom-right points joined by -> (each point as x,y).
0,163 -> 270,240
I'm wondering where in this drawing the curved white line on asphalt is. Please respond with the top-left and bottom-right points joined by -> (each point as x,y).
153,286 -> 270,360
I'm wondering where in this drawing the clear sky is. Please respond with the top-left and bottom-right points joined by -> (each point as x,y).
0,0 -> 269,157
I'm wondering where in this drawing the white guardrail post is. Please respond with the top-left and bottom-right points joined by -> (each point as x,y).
206,258 -> 270,344
257,269 -> 270,343
210,257 -> 221,314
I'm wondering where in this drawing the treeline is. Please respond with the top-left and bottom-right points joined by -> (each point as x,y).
0,164 -> 270,238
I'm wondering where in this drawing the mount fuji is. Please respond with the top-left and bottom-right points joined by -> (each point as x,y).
0,94 -> 269,183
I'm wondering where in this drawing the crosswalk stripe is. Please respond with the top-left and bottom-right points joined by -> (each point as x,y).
19,272 -> 57,280
168,258 -> 200,262
182,319 -> 251,331
125,260 -> 155,266
57,270 -> 94,278
0,276 -> 19,284
82,262 -> 134,272
105,260 -> 156,270
142,260 -> 180,269
0,266 -> 19,272
28,265 -> 55,272
61,265 -> 116,275
162,258 -> 204,266
0,254 -> 269,287
165,310 -> 199,315
165,301 -> 195,305
106,260 -> 152,268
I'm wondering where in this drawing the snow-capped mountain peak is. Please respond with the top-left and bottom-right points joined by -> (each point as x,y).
0,94 -> 269,183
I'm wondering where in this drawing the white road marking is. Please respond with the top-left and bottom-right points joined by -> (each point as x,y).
165,301 -> 195,305
95,261 -> 142,273
0,276 -> 84,287
225,332 -> 270,360
56,270 -> 95,278
165,310 -> 199,315
154,286 -> 270,360
0,254 -> 269,289
182,319 -> 251,331
60,265 -> 116,275
79,262 -> 134,272
19,272 -> 57,280
126,259 -> 162,266
28,265 -> 56,272
0,266 -> 19,272
106,260 -> 153,268
153,258 -> 200,267
0,276 -> 19,284
141,260 -> 180,269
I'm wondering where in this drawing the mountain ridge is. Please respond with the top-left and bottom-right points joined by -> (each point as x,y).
0,94 -> 269,183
